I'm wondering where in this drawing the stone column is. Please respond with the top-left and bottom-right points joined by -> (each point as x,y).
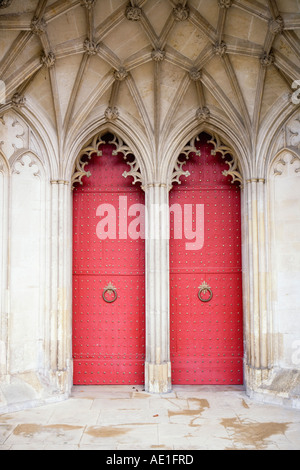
144,183 -> 172,393
244,178 -> 271,389
50,179 -> 72,394
0,157 -> 9,384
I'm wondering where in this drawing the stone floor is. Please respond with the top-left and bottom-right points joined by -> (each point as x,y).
0,385 -> 300,450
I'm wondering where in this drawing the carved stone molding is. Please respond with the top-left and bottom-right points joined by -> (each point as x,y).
41,51 -> 56,68
213,41 -> 227,57
273,156 -> 286,176
260,51 -> 275,67
0,112 -> 26,158
122,157 -> 143,187
80,0 -> 96,9
269,16 -> 284,35
83,39 -> 100,55
151,49 -> 166,62
170,133 -> 241,189
11,93 -> 26,108
12,154 -> 40,177
125,5 -> 142,21
0,0 -> 12,8
170,155 -> 191,188
169,137 -> 200,189
170,134 -> 243,189
72,133 -> 143,189
105,106 -> 119,121
109,134 -> 143,188
31,17 -> 47,36
114,67 -> 128,81
291,155 -> 300,173
208,133 -> 243,186
218,0 -> 232,8
173,3 -> 190,21
196,106 -> 210,122
189,67 -> 202,81
72,134 -> 105,189
286,114 -> 300,149
274,154 -> 300,176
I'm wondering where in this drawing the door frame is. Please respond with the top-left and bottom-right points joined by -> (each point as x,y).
68,123 -> 271,394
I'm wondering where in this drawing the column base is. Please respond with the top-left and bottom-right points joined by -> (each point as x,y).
144,362 -> 172,394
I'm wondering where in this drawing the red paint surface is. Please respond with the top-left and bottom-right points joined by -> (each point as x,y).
72,135 -> 145,385
170,133 -> 243,385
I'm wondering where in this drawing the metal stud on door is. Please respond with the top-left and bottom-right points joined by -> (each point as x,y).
170,133 -> 243,385
72,134 -> 145,385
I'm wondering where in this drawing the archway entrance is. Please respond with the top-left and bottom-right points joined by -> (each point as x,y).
169,133 -> 243,385
72,133 -> 145,385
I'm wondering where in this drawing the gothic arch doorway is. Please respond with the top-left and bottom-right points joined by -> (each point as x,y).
72,133 -> 145,385
169,132 -> 243,385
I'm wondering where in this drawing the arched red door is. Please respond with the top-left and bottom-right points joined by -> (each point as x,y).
170,133 -> 243,385
72,134 -> 145,385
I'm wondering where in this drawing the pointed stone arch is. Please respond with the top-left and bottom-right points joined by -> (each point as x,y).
66,120 -> 152,189
71,131 -> 145,190
166,129 -> 244,191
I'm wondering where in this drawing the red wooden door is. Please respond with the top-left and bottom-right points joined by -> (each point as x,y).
170,133 -> 243,385
72,134 -> 145,385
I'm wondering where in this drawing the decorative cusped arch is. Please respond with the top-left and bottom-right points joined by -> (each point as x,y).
269,147 -> 300,178
71,131 -> 145,191
5,104 -> 59,180
9,149 -> 47,181
160,119 -> 251,189
257,99 -> 299,179
64,118 -> 153,188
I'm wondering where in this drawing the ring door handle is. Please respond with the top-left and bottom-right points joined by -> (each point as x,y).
103,283 -> 117,303
198,282 -> 213,303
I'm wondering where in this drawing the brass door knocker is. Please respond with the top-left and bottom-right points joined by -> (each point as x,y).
198,282 -> 213,303
103,283 -> 117,303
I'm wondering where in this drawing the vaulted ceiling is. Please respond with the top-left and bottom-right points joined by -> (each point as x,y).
0,0 -> 300,167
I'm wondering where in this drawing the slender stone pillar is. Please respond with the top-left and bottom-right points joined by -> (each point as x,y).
144,183 -> 172,393
50,179 -> 72,393
0,158 -> 9,383
245,178 -> 271,388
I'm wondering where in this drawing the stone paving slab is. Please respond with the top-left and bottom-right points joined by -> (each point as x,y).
0,385 -> 300,450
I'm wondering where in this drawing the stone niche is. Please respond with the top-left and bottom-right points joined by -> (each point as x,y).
253,112 -> 300,409
0,111 -> 66,413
